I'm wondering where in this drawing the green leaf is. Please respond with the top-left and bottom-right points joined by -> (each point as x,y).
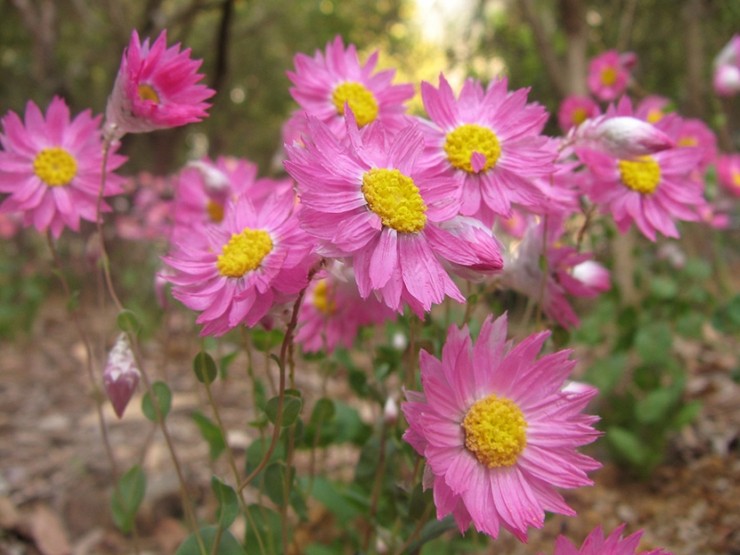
649,276 -> 678,299
251,328 -> 284,352
407,516 -> 457,553
310,398 -> 335,425
264,462 -> 289,507
175,526 -> 244,555
712,294 -> 740,334
211,477 -> 239,529
584,353 -> 627,394
606,426 -> 650,467
191,411 -> 226,460
219,351 -> 238,379
671,400 -> 702,429
636,388 -> 679,424
110,464 -> 146,534
244,437 -> 285,486
193,351 -> 218,384
116,309 -> 141,335
299,477 -> 362,525
141,381 -> 172,422
634,322 -> 673,364
265,395 -> 302,427
244,505 -> 284,554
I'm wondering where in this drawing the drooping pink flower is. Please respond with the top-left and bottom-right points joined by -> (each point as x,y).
545,524 -> 672,555
587,50 -> 634,102
296,262 -> 394,354
557,95 -> 600,132
162,190 -> 315,336
713,34 -> 740,97
287,36 -> 414,139
105,30 -> 215,137
284,114 -> 504,316
0,97 -> 126,238
402,314 -> 600,541
717,153 -> 740,197
417,74 -> 557,226
103,334 -> 141,419
500,220 -> 610,329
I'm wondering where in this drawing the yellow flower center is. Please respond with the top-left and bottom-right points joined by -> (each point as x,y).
361,168 -> 427,233
332,81 -> 379,127
138,84 -> 160,103
646,109 -> 664,124
462,394 -> 527,468
600,66 -> 618,86
677,136 -> 698,147
618,156 -> 661,194
206,200 -> 225,223
33,147 -> 78,187
571,107 -> 588,126
312,279 -> 337,315
216,228 -> 273,278
732,170 -> 740,189
444,124 -> 501,174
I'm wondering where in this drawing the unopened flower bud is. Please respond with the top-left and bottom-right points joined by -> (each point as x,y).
383,397 -> 399,425
188,160 -> 231,198
573,116 -> 675,159
103,334 -> 140,418
713,64 -> 740,97
571,261 -> 610,292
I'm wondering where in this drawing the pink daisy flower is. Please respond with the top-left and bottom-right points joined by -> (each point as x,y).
546,524 -> 672,555
284,115 -> 504,316
0,97 -> 125,238
659,116 -> 717,171
105,29 -> 215,137
557,95 -> 600,132
418,74 -> 557,226
500,220 -> 610,329
296,263 -> 394,354
402,314 -> 600,541
162,190 -> 315,336
287,36 -> 414,138
717,153 -> 740,197
587,50 -> 633,102
635,95 -> 671,124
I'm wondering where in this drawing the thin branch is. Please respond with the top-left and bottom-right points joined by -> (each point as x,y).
519,0 -> 568,97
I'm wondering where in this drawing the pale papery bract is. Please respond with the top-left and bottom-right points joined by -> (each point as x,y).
402,314 -> 601,541
162,191 -> 315,336
545,524 -> 672,555
417,74 -> 557,226
284,113 -> 504,316
105,29 -> 215,137
287,35 -> 414,139
0,97 -> 126,238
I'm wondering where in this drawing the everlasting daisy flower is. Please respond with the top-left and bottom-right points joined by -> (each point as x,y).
402,314 -> 600,541
635,95 -> 671,124
287,36 -> 414,138
717,153 -> 740,197
418,74 -> 556,226
557,95 -> 600,132
163,190 -> 315,336
296,263 -> 394,353
659,116 -> 717,171
0,97 -> 125,238
284,114 -> 504,316
587,50 -> 634,102
546,524 -> 672,555
105,29 -> 215,137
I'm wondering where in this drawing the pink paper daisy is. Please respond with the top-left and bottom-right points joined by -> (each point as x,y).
284,114 -> 504,316
418,74 -> 557,226
105,29 -> 215,137
557,95 -> 600,132
162,190 -> 315,336
287,36 -> 414,138
717,153 -> 740,197
402,314 -> 600,541
501,220 -> 610,329
659,116 -> 717,171
587,50 -> 633,102
546,524 -> 672,555
296,263 -> 394,354
0,97 -> 125,238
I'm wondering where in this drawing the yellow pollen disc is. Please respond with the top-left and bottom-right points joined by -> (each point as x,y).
216,228 -> 273,278
332,81 -> 379,127
138,83 -> 160,103
646,109 -> 664,124
462,394 -> 527,468
571,107 -> 588,126
361,168 -> 427,233
600,66 -> 618,86
618,155 -> 661,195
677,136 -> 698,147
33,147 -> 78,187
733,171 -> 740,189
206,200 -> 225,223
444,124 -> 501,174
313,279 -> 337,315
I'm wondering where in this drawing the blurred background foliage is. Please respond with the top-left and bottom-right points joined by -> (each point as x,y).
1,0 -> 738,176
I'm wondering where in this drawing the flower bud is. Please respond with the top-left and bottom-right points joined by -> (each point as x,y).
103,334 -> 140,418
574,116 -> 675,159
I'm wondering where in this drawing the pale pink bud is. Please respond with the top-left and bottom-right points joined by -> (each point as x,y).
571,261 -> 611,292
574,116 -> 675,158
383,397 -> 399,425
713,64 -> 740,97
619,51 -> 638,70
103,334 -> 140,418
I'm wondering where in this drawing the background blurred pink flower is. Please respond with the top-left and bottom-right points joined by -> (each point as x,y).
587,50 -> 633,102
546,524 -> 672,555
558,95 -> 600,132
717,153 -> 740,197
0,97 -> 125,238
